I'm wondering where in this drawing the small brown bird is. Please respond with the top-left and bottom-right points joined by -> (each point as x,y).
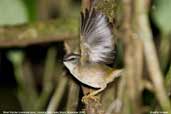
63,8 -> 122,99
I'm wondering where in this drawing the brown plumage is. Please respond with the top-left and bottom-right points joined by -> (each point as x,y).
63,8 -> 122,98
80,8 -> 115,64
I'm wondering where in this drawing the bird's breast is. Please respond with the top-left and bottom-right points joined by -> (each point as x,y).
72,64 -> 108,88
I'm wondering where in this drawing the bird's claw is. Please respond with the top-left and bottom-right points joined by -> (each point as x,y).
81,95 -> 99,104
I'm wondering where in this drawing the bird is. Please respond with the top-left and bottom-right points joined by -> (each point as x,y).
63,8 -> 123,101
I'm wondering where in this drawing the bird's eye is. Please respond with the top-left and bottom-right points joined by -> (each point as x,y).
68,57 -> 76,61
63,53 -> 80,62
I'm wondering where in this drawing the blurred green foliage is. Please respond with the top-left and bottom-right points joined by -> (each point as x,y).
0,0 -> 28,25
23,0 -> 37,21
153,0 -> 171,34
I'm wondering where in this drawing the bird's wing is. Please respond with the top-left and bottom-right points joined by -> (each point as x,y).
80,8 -> 115,64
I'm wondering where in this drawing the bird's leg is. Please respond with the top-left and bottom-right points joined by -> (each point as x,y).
88,86 -> 106,96
82,85 -> 107,103
106,69 -> 123,83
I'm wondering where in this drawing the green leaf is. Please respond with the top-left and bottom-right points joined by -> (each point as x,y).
153,0 -> 171,34
0,0 -> 28,25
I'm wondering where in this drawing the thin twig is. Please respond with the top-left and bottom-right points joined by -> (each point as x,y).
159,33 -> 171,71
142,80 -> 154,92
166,64 -> 171,96
47,73 -> 68,112
35,47 -> 57,110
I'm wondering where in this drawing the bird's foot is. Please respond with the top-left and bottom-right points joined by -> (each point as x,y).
81,95 -> 100,104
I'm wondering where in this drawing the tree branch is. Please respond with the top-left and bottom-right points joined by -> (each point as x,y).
0,19 -> 77,47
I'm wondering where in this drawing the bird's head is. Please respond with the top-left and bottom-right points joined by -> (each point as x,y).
63,53 -> 80,72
